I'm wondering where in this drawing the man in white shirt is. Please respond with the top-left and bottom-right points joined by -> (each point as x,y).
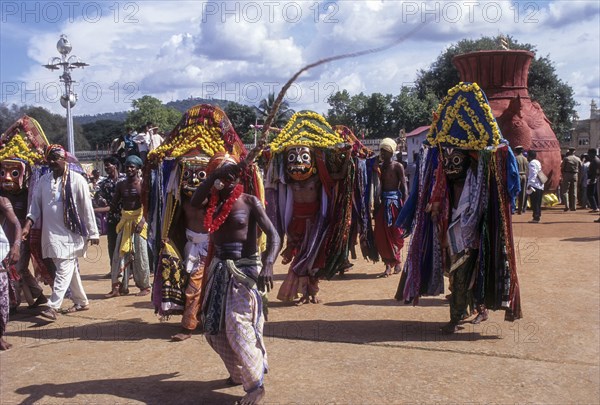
526,150 -> 544,223
22,145 -> 99,320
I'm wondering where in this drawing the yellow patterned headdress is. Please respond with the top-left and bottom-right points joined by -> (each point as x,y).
269,110 -> 345,154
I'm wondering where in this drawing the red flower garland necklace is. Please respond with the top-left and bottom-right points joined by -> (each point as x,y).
203,183 -> 244,233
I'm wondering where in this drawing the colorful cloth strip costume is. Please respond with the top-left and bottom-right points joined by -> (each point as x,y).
203,255 -> 267,393
265,111 -> 354,302
145,105 -> 263,318
333,125 -> 378,263
395,82 -> 522,323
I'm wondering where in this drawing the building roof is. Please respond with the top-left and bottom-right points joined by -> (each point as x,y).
405,125 -> 431,138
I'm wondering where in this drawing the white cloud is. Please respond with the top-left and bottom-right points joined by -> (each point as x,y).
1,0 -> 598,123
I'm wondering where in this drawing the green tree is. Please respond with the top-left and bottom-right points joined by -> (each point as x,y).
224,102 -> 258,144
126,95 -> 182,134
390,87 -> 439,133
257,93 -> 294,128
81,119 -> 124,150
23,106 -> 89,150
415,35 -> 577,140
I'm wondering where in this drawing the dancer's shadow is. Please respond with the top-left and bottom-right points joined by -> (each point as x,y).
15,373 -> 238,405
265,319 -> 501,343
7,317 -> 174,342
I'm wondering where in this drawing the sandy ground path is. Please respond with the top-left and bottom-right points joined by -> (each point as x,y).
1,207 -> 598,404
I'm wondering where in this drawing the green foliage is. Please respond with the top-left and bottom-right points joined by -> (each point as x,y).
81,119 -> 124,149
0,103 -> 89,149
257,93 -> 295,128
415,35 -> 577,140
326,88 -> 437,139
125,96 -> 182,134
225,102 -> 259,144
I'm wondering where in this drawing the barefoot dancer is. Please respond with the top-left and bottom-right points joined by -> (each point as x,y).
0,195 -> 22,350
373,138 -> 407,277
105,155 -> 151,298
191,152 -> 280,405
395,83 -> 522,333
0,158 -> 46,310
269,111 -> 353,305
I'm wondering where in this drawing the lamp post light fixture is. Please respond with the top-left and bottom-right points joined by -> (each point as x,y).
43,34 -> 89,155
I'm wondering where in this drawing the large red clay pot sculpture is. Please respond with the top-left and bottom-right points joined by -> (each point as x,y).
453,50 -> 561,191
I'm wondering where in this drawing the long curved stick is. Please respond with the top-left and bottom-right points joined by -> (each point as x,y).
245,22 -> 428,163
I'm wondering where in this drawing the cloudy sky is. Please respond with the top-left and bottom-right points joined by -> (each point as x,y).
1,0 -> 599,124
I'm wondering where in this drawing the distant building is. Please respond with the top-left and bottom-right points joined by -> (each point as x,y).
405,125 -> 430,164
566,100 -> 600,156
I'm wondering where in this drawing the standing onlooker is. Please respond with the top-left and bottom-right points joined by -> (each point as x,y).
587,148 -> 600,213
93,156 -> 124,277
374,138 -> 407,277
561,147 -> 582,211
22,145 -> 99,321
579,154 -> 589,209
148,126 -> 164,152
514,146 -> 529,214
133,126 -> 149,163
104,155 -> 151,298
526,150 -> 544,223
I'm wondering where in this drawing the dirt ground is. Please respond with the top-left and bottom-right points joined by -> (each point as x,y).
1,207 -> 599,404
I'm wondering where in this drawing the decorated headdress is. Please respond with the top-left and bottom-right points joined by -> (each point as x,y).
334,125 -> 372,158
269,110 -> 345,154
426,82 -> 503,150
0,115 -> 48,166
148,104 -> 247,165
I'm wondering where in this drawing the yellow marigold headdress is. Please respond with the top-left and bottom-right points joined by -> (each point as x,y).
148,104 -> 247,165
0,115 -> 48,166
269,110 -> 345,154
426,82 -> 503,150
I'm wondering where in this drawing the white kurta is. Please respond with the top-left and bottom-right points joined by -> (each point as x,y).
27,170 -> 99,259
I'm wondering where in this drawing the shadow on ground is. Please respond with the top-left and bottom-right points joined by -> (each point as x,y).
6,317 -> 175,342
265,319 -> 500,344
15,373 -> 238,405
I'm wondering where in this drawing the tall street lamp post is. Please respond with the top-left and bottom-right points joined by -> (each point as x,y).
43,34 -> 89,155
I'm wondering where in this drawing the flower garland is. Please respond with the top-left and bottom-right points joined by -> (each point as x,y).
427,82 -> 502,150
203,183 -> 244,233
270,111 -> 345,153
0,134 -> 43,166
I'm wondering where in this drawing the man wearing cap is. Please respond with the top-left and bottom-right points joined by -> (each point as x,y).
514,146 -> 529,214
22,145 -> 99,320
374,137 -> 407,277
561,147 -> 582,211
105,155 -> 151,297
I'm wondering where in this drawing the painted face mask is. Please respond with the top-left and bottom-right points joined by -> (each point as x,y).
286,146 -> 315,181
0,159 -> 28,193
442,148 -> 471,181
180,156 -> 210,197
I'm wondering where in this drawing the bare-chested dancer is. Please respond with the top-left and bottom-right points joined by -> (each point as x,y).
105,155 -> 151,297
374,138 -> 407,277
0,196 -> 21,350
191,152 -> 280,405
